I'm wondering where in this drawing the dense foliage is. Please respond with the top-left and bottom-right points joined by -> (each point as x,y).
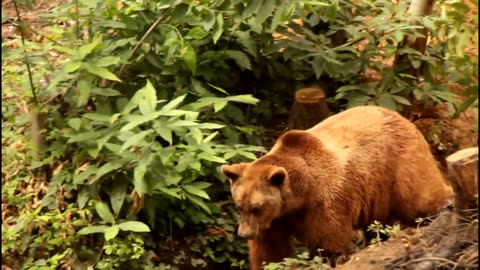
2,0 -> 477,269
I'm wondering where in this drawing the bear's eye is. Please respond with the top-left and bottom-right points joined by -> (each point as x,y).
251,205 -> 262,215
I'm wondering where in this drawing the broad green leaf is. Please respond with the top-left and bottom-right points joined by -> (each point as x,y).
226,95 -> 259,105
195,123 -> 224,129
108,177 -> 128,216
77,78 -> 92,107
454,95 -> 478,118
139,80 -> 158,116
183,45 -> 197,74
225,50 -> 251,70
84,63 -> 121,82
83,113 -> 111,122
238,151 -> 257,160
68,118 -> 82,131
171,3 -> 190,22
120,112 -> 162,132
74,165 -> 98,185
243,0 -> 263,18
96,56 -> 121,67
167,120 -> 199,128
67,131 -> 103,143
187,26 -> 208,40
120,130 -> 152,151
189,181 -> 212,190
212,13 -> 224,44
234,31 -> 257,56
376,93 -> 397,111
91,162 -> 123,183
91,87 -> 123,97
197,152 -> 227,163
392,95 -> 412,106
184,184 -> 210,200
77,187 -> 90,209
271,4 -> 285,31
154,124 -> 172,145
65,61 -> 82,73
254,0 -> 274,26
185,194 -> 211,214
78,35 -> 102,59
104,226 -> 119,241
77,225 -> 109,235
95,201 -> 116,224
118,221 -> 151,232
158,187 -> 182,199
161,95 -> 187,112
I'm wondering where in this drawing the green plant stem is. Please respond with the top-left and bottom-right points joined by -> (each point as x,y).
12,0 -> 38,106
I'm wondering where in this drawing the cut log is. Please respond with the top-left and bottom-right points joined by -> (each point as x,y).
445,147 -> 478,223
288,87 -> 331,130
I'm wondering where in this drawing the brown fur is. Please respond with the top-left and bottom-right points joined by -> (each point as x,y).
221,105 -> 453,270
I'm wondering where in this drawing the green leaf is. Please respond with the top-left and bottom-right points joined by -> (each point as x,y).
77,187 -> 90,209
77,225 -> 109,235
91,87 -> 123,97
212,13 -> 224,44
226,95 -> 259,105
68,118 -> 82,131
120,130 -> 152,151
95,201 -> 116,224
271,4 -> 285,31
158,187 -> 182,199
225,50 -> 251,70
96,56 -> 121,67
187,26 -> 208,40
189,181 -> 212,190
154,124 -> 172,145
65,60 -> 82,73
118,221 -> 151,232
104,226 -> 119,241
91,162 -> 123,183
68,131 -> 103,143
214,100 -> 228,113
207,83 -> 229,95
183,45 -> 197,74
184,184 -> 210,200
254,0 -> 274,26
376,93 -> 397,111
84,63 -> 121,82
234,31 -> 257,56
78,35 -> 102,59
120,112 -> 162,132
243,0 -> 263,18
83,113 -> 111,122
185,194 -> 211,214
203,131 -> 219,143
197,152 -> 227,163
77,78 -> 92,107
392,95 -> 412,106
161,95 -> 187,112
107,177 -> 128,216
454,95 -> 477,118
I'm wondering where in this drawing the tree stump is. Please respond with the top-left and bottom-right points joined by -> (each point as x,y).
445,147 -> 478,223
288,87 -> 331,130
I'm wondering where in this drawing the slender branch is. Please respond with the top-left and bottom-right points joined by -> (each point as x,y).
115,8 -> 171,81
12,0 -> 38,106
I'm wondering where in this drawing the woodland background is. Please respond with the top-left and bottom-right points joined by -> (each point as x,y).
2,0 -> 478,269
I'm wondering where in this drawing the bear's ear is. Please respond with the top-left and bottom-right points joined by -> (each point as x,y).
268,167 -> 287,187
221,164 -> 244,183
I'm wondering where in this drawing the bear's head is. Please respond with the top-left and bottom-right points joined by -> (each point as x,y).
221,162 -> 288,239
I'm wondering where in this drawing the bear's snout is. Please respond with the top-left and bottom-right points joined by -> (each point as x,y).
237,222 -> 257,239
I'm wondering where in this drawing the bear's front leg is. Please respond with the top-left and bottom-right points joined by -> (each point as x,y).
248,232 -> 292,270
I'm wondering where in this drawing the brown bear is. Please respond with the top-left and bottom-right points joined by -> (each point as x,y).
221,105 -> 453,270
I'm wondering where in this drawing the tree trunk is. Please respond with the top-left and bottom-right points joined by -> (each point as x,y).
445,147 -> 478,223
288,87 -> 331,130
